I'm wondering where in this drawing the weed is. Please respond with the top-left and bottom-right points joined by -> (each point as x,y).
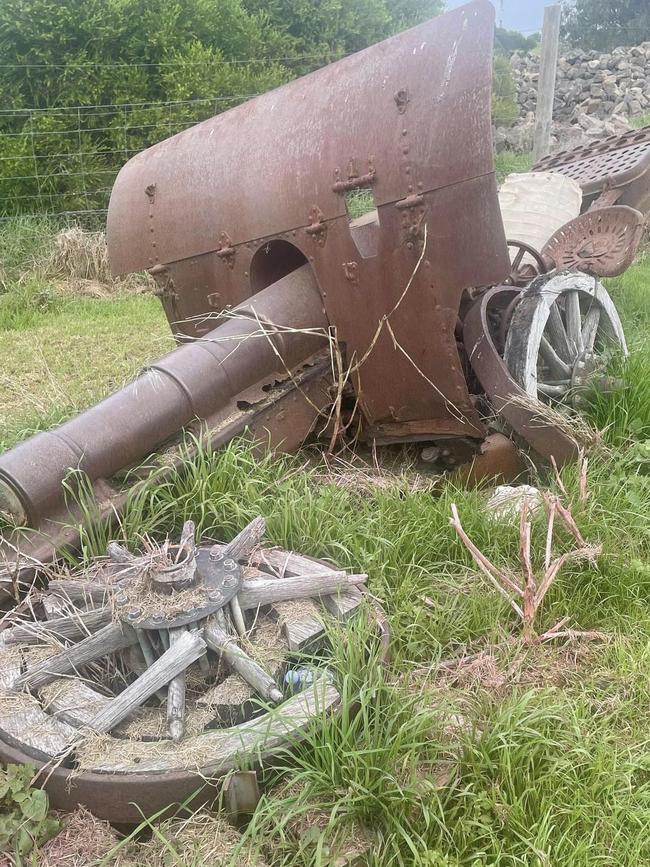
494,151 -> 533,183
0,764 -> 60,862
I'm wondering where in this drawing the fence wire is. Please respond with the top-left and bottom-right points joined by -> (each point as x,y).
0,84 -> 527,221
0,94 -> 269,218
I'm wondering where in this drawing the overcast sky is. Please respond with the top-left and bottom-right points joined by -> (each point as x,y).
445,0 -> 548,34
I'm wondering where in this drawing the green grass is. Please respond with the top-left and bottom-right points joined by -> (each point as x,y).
631,112 -> 650,130
87,435 -> 650,866
494,151 -> 533,183
586,255 -> 650,446
0,217 -> 171,450
2,220 -> 650,865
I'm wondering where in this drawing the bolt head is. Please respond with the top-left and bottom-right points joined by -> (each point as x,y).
224,558 -> 237,570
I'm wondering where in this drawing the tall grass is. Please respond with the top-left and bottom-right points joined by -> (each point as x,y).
585,257 -> 650,445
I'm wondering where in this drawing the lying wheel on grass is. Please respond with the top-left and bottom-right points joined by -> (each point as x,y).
0,518 -> 386,823
503,272 -> 627,406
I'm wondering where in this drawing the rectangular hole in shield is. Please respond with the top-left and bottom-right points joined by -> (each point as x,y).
345,187 -> 380,259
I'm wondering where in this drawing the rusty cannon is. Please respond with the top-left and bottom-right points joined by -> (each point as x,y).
1,0 -> 646,823
1,0 -> 644,586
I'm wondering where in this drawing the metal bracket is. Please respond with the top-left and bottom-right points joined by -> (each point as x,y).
148,264 -> 179,302
215,231 -> 236,268
304,205 -> 328,246
117,549 -> 243,631
396,192 -> 426,247
332,158 -> 376,193
224,771 -> 261,821
395,193 -> 424,211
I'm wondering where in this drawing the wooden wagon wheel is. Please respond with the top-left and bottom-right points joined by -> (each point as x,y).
504,240 -> 548,288
0,518 -> 374,808
503,272 -> 627,405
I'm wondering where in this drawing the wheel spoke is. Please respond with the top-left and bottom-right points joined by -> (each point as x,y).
565,291 -> 584,354
538,381 -> 571,397
582,305 -> 601,352
512,246 -> 525,269
539,336 -> 572,379
13,623 -> 137,691
545,304 -> 573,362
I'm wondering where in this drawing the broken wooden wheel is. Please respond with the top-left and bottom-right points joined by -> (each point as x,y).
503,271 -> 627,406
0,518 -> 386,823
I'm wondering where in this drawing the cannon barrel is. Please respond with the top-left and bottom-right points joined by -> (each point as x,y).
0,265 -> 328,529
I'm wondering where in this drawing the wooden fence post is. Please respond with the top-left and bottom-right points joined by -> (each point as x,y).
533,4 -> 562,162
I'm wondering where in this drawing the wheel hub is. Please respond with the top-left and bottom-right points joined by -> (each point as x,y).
115,549 -> 242,631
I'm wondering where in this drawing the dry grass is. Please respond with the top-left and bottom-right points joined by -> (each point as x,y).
36,806 -> 119,867
261,780 -> 377,865
43,227 -> 154,294
435,642 -> 594,695
315,451 -> 437,494
125,810 -> 268,867
507,392 -> 608,457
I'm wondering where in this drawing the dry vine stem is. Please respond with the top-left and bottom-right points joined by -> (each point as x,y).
450,496 -> 603,643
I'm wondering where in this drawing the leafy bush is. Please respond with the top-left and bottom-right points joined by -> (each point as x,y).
495,26 -> 540,54
0,764 -> 60,859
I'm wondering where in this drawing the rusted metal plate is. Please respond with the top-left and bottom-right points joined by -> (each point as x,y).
107,0 -> 509,437
533,125 -> 650,214
108,1 -> 503,272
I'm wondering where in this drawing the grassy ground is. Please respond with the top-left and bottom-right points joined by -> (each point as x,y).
1,219 -> 650,865
0,218 -> 171,450
494,151 -> 533,183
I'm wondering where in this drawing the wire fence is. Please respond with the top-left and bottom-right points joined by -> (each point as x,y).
0,77 -> 526,222
0,93 -> 270,220
3,29 -> 649,223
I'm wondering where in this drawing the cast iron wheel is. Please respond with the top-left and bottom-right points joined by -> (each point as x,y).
504,239 -> 548,288
503,272 -> 627,405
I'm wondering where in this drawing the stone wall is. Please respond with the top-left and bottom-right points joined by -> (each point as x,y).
511,43 -> 650,123
494,43 -> 650,154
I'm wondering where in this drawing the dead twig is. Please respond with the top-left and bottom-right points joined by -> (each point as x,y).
450,486 -> 603,644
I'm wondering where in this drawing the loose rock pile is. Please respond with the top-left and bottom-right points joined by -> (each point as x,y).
493,110 -> 633,155
511,43 -> 650,122
495,42 -> 650,155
